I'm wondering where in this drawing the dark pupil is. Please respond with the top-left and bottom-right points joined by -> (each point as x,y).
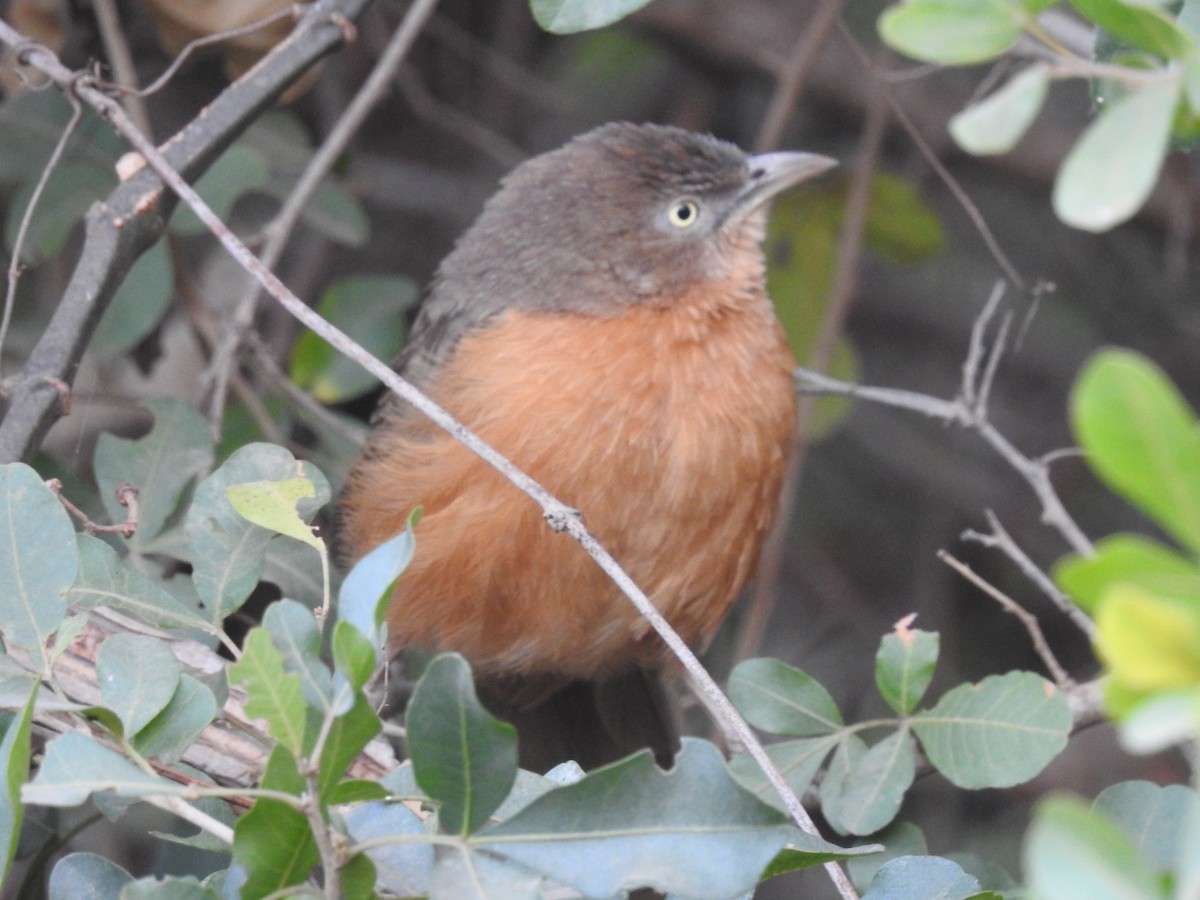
676,203 -> 692,221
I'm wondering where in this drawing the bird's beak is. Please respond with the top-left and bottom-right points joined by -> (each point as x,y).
735,151 -> 837,215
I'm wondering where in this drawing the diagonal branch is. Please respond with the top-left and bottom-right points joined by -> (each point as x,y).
1,21 -> 853,888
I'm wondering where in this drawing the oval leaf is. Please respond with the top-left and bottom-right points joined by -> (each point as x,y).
863,855 -> 983,900
24,732 -> 173,806
1024,794 -> 1161,900
823,730 -> 917,837
911,672 -> 1070,788
96,634 -> 181,737
950,64 -> 1049,155
1054,533 -> 1200,613
530,0 -> 655,33
1071,349 -> 1200,554
1053,76 -> 1181,232
1094,780 -> 1198,874
876,621 -> 939,716
1094,584 -> 1200,691
0,463 -> 77,654
878,0 -> 1023,64
406,653 -> 517,835
728,657 -> 843,736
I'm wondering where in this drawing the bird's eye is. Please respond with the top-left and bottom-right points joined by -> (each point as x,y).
667,199 -> 700,229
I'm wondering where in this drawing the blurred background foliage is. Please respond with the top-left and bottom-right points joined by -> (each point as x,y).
1,0 -> 1197,895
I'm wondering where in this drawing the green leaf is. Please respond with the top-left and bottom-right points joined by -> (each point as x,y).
0,90 -> 122,184
1055,534 -> 1200,613
529,0 -> 655,33
229,629 -> 309,757
244,110 -> 369,248
728,734 -> 841,811
93,399 -> 214,554
1024,794 -> 1162,900
822,730 -> 916,837
762,836 -> 885,880
315,692 -> 381,802
226,478 -> 323,551
863,173 -> 945,263
261,599 -> 333,713
337,852 -> 376,900
1094,585 -> 1200,691
169,144 -> 269,235
1118,690 -> 1200,750
0,463 -> 77,655
290,276 -> 416,404
96,634 -> 180,737
950,64 -> 1050,155
875,621 -> 939,716
23,732 -> 173,806
1053,75 -> 1181,232
68,535 -> 211,640
478,739 -> 803,897
1071,349 -> 1200,554
186,444 -> 329,625
0,680 -> 35,883
878,0 -> 1025,65
728,657 -> 843,736
1070,0 -> 1194,58
132,674 -> 218,762
430,851 -> 542,900
406,653 -> 517,835
863,855 -> 983,900
91,241 -> 174,356
911,672 -> 1071,788
821,735 -> 868,835
48,853 -> 133,900
232,745 -> 316,900
332,621 -> 377,692
338,519 -> 417,652
1094,780 -> 1199,874
120,875 -> 214,899
847,820 -> 929,893
343,801 -> 433,897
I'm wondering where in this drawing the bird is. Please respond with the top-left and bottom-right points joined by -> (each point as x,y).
337,121 -> 835,771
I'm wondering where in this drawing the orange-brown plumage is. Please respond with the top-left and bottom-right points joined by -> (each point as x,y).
337,122 -> 834,768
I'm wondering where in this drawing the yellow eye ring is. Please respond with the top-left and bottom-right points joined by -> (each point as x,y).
667,199 -> 700,229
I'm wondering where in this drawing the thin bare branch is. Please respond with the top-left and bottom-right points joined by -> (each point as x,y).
736,58 -> 886,671
836,21 -> 1028,293
939,550 -> 1073,690
754,0 -> 842,153
203,0 -> 441,436
796,295 -> 1095,559
0,93 -> 82,375
34,46 -> 840,863
964,511 -> 1096,637
960,282 -> 1005,409
130,5 -> 306,99
92,0 -> 153,135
